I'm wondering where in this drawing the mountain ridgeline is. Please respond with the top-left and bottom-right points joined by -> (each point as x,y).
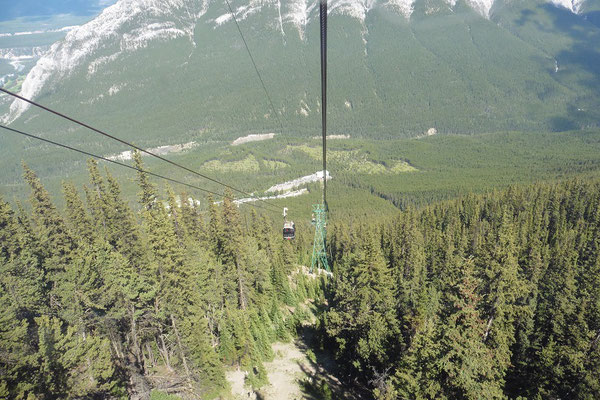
2,0 -> 600,148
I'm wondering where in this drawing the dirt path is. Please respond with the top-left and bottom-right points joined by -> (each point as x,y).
226,333 -> 367,400
226,341 -> 317,400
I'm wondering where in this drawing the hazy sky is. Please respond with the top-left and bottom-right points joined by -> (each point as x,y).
0,0 -> 119,21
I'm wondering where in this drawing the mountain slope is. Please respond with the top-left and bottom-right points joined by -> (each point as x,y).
0,0 -> 599,152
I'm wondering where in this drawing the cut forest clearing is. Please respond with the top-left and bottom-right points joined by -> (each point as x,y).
226,335 -> 363,400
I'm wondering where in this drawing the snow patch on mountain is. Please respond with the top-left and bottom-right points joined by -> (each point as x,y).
277,0 -> 286,37
550,0 -> 585,13
122,22 -> 188,51
329,0 -> 372,20
214,13 -> 232,25
108,83 -> 126,96
386,0 -> 416,17
9,61 -> 26,73
211,0 -> 264,27
298,99 -> 311,116
328,0 -> 415,20
465,0 -> 495,18
88,52 -> 122,76
286,0 -> 318,39
3,0 -> 205,124
214,0 -> 413,37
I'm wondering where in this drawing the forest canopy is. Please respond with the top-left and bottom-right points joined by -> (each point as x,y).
0,153 -> 599,399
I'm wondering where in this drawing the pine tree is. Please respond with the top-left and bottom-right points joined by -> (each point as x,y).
392,291 -> 444,399
478,208 -> 523,386
32,315 -> 123,398
23,163 -> 75,274
207,193 -> 223,256
56,243 -> 114,332
133,150 -> 157,212
0,197 -> 45,315
531,228 -> 591,398
0,197 -> 40,398
386,211 -> 428,347
438,258 -> 503,399
0,195 -> 20,260
85,158 -> 109,233
325,228 -> 399,377
180,313 -> 228,398
179,191 -> 204,243
62,181 -> 95,244
166,186 -> 185,245
220,190 -> 249,310
134,155 -> 194,379
32,315 -> 70,397
104,168 -> 146,264
238,237 -> 273,308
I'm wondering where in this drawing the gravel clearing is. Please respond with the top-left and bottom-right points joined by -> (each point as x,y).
226,341 -> 316,400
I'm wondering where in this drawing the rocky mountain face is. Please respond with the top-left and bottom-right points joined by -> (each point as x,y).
2,0 -> 600,143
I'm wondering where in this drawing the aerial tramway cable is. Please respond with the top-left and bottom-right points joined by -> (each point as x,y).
310,0 -> 330,270
320,0 -> 328,210
223,0 -> 285,137
0,87 -> 280,211
0,124 -> 280,214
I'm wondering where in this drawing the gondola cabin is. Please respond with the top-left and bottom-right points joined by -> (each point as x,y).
283,221 -> 295,240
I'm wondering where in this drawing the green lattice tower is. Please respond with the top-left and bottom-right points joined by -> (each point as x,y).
311,204 -> 330,272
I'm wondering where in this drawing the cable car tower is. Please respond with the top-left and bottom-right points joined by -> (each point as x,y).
311,0 -> 330,272
311,203 -> 329,271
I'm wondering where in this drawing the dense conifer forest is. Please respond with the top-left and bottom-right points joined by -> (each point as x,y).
1,152 -> 599,399
0,152 -> 325,399
323,178 -> 600,399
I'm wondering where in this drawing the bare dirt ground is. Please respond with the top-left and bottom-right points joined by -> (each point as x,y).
227,341 -> 316,400
231,133 -> 275,146
226,327 -> 366,400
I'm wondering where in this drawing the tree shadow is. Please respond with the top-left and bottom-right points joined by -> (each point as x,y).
294,325 -> 372,400
547,4 -> 600,129
512,3 -> 600,130
583,11 -> 600,29
549,115 -> 579,132
543,5 -> 600,73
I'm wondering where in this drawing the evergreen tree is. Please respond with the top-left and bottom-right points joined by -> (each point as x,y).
478,208 -> 523,386
438,258 -> 503,399
531,228 -> 591,398
62,182 -> 95,244
23,163 -> 75,274
179,191 -> 204,243
392,293 -> 444,400
325,229 -> 399,377
166,185 -> 185,245
104,168 -> 146,264
133,150 -> 157,211
0,197 -> 40,398
207,193 -> 223,256
220,190 -> 249,310
84,158 -> 109,233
